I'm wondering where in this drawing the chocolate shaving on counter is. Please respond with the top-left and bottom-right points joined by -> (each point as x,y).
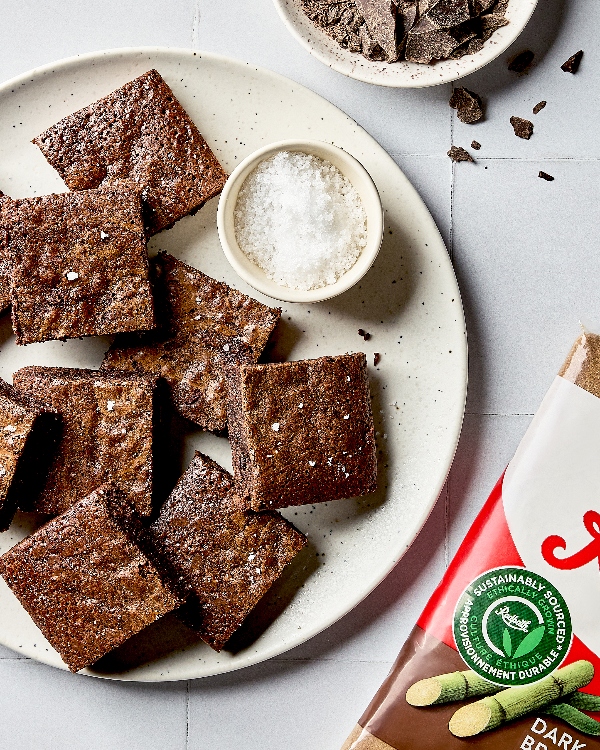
449,87 -> 484,124
561,50 -> 583,73
539,171 -> 554,181
301,0 -> 509,64
447,146 -> 474,162
358,328 -> 371,341
374,353 -> 381,366
533,100 -> 547,114
471,140 -> 481,150
508,49 -> 534,73
510,116 -> 534,140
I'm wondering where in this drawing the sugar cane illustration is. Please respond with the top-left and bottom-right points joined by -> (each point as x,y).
406,669 -> 502,706
448,660 -> 594,737
544,702 -> 600,736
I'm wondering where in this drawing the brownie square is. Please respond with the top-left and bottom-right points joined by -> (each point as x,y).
227,353 -> 378,511
0,192 -> 12,313
33,69 -> 228,235
5,186 -> 155,345
148,452 -> 306,651
0,378 -> 58,531
102,253 -> 281,431
0,484 -> 183,672
13,367 -> 156,517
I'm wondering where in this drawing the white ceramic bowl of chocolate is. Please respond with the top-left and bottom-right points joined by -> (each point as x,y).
217,139 -> 384,304
271,0 -> 538,88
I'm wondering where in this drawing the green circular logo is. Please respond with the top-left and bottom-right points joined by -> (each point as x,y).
453,566 -> 572,687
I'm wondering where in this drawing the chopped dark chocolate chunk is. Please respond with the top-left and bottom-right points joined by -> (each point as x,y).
33,70 -> 228,236
539,171 -> 554,181
561,50 -> 583,73
533,100 -> 547,115
5,187 -> 155,346
358,328 -> 371,340
449,87 -> 484,124
0,484 -> 183,673
354,0 -> 399,61
0,379 -> 58,531
374,352 -> 381,366
148,452 -> 307,651
447,146 -> 474,162
425,0 -> 470,29
471,140 -> 481,150
479,12 -> 508,40
102,253 -> 280,432
227,353 -> 378,511
510,116 -> 534,140
13,367 -> 156,517
508,49 -> 535,73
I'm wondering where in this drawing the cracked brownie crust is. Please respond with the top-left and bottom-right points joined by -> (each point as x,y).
148,452 -> 306,651
102,253 -> 281,431
33,69 -> 228,235
0,484 -> 182,673
227,352 -> 378,511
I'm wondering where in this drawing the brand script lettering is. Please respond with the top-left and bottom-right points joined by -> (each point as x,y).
495,605 -> 531,632
541,510 -> 600,571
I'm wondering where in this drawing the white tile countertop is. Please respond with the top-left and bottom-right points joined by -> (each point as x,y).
0,0 -> 598,747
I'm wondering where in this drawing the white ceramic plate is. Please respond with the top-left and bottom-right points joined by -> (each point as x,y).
0,47 -> 467,681
272,0 -> 538,88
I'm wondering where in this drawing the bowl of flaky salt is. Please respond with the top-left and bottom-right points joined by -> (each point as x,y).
217,140 -> 384,303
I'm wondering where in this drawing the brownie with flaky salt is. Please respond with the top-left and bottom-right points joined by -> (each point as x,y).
5,186 -> 155,345
0,192 -> 13,313
33,69 -> 228,235
13,366 -> 156,517
227,352 -> 377,511
148,452 -> 306,651
0,484 -> 183,673
102,252 -> 280,432
0,378 -> 58,531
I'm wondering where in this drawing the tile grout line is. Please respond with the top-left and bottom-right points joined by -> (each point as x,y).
191,0 -> 201,49
465,411 -> 535,417
185,679 -> 190,749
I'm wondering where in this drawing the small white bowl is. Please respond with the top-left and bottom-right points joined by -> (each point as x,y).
216,139 -> 384,303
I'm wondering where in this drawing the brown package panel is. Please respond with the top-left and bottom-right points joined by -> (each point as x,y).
33,69 -> 228,235
148,452 -> 306,651
13,367 -> 156,516
0,378 -> 57,531
558,330 -> 600,398
227,352 -> 378,511
5,187 -> 155,345
0,484 -> 182,673
102,253 -> 281,431
0,192 -> 11,312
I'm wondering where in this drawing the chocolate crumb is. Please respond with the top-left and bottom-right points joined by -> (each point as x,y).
374,353 -> 381,366
510,116 -> 534,140
447,146 -> 474,163
533,101 -> 547,115
561,50 -> 583,73
508,50 -> 534,73
471,140 -> 481,150
539,171 -> 554,181
358,328 -> 371,341
449,88 -> 484,124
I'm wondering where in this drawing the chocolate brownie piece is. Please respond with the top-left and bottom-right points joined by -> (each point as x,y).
0,484 -> 182,672
5,187 -> 155,345
227,352 -> 377,511
13,367 -> 156,516
33,69 -> 228,235
0,379 -> 58,531
102,253 -> 281,431
0,192 -> 12,312
148,452 -> 306,651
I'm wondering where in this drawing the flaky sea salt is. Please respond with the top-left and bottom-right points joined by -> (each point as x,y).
234,151 -> 367,291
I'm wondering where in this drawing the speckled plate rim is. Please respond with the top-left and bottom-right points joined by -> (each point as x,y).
0,47 -> 468,681
272,0 -> 539,88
